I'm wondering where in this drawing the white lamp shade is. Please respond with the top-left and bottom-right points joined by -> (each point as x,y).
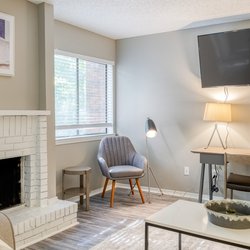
203,103 -> 232,122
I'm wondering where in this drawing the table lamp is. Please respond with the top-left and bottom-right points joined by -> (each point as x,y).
145,118 -> 163,203
203,102 -> 232,149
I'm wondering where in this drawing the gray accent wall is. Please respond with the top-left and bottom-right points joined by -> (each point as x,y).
116,21 -> 250,200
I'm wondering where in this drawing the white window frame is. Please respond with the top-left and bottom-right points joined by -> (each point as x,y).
54,49 -> 116,145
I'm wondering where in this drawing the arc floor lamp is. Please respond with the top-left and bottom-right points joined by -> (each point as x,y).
145,118 -> 164,203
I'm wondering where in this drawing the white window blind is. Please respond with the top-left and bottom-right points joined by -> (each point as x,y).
54,51 -> 114,140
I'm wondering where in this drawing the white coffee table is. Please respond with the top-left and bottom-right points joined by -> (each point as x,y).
145,200 -> 250,250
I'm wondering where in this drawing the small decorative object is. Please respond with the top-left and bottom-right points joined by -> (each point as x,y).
0,12 -> 14,76
205,199 -> 250,229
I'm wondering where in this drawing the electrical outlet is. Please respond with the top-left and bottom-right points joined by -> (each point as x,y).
184,166 -> 190,176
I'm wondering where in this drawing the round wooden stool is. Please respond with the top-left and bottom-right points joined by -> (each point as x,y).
62,166 -> 91,210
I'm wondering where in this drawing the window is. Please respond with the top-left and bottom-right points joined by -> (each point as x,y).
54,50 -> 114,142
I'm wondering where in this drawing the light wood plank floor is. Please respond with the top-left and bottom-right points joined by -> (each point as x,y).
25,188 -> 188,250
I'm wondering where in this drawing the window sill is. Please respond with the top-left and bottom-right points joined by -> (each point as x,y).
56,134 -> 116,146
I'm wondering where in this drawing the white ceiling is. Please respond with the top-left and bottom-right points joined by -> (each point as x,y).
29,0 -> 250,39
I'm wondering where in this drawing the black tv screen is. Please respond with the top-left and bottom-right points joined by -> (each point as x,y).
198,28 -> 250,88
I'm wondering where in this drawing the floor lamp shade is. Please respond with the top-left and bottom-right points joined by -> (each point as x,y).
145,118 -> 157,138
203,103 -> 232,122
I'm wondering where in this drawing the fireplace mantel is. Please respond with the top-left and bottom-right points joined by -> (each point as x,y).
0,110 -> 50,116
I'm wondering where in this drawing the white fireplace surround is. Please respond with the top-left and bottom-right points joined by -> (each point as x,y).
0,110 -> 49,208
0,110 -> 78,249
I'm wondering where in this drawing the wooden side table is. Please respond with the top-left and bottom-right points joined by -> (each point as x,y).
62,166 -> 91,210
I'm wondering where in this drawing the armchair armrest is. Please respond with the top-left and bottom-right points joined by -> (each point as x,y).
133,152 -> 147,170
97,156 -> 111,178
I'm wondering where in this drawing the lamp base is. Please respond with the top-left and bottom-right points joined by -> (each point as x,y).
205,123 -> 226,149
147,164 -> 164,203
146,136 -> 164,203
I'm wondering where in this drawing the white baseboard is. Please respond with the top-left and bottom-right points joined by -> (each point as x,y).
116,183 -> 223,202
66,182 -> 223,203
116,183 -> 198,200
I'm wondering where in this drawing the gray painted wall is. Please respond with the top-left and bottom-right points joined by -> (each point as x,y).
0,0 -> 56,198
54,21 -> 116,197
116,21 -> 250,200
1,1 -> 250,201
54,20 -> 115,61
0,0 -> 39,109
0,2 -> 116,199
38,3 -> 56,198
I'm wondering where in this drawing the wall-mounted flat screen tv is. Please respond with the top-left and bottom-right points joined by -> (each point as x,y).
198,28 -> 250,88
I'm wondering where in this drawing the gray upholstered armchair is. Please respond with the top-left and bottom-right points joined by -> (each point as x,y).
97,136 -> 146,207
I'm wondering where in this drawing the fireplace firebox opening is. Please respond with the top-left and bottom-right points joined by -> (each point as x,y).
0,157 -> 22,210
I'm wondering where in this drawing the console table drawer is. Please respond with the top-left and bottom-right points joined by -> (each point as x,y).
200,153 -> 224,165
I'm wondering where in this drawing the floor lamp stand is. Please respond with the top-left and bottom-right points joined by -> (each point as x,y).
146,137 -> 164,203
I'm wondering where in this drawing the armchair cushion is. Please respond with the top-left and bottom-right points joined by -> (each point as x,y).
109,165 -> 144,179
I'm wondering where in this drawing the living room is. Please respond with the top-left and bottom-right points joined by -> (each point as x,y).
0,0 -> 250,249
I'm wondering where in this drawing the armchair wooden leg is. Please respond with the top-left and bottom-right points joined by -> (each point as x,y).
102,178 -> 109,198
135,178 -> 145,204
110,180 -> 116,208
129,179 -> 134,195
230,189 -> 233,199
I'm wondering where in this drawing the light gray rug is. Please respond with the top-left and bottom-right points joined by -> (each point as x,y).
90,219 -> 243,250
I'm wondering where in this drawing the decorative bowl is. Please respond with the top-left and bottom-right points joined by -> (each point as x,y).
204,199 -> 250,229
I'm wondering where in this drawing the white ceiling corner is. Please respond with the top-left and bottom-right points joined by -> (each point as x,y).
28,0 -> 250,40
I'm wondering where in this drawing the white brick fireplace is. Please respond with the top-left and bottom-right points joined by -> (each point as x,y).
0,111 -> 78,249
